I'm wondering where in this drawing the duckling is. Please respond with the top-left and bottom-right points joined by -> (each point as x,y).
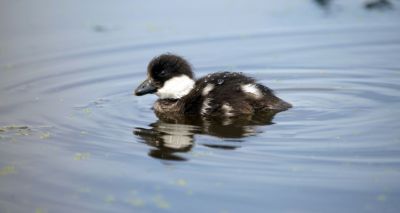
134,54 -> 291,119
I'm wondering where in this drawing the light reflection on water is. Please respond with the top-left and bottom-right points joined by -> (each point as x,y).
1,1 -> 400,213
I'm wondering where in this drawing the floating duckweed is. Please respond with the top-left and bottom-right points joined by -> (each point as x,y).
128,197 -> 145,207
35,208 -> 46,213
0,165 -> 16,176
153,195 -> 170,209
40,132 -> 51,139
377,194 -> 386,202
77,186 -> 91,193
145,23 -> 159,33
175,178 -> 187,187
74,152 -> 91,160
83,108 -> 92,114
17,129 -> 30,136
0,125 -> 29,131
105,195 -> 115,203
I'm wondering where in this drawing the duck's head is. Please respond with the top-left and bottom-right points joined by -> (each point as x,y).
135,54 -> 195,99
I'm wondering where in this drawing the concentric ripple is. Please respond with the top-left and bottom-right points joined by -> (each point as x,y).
1,24 -> 400,213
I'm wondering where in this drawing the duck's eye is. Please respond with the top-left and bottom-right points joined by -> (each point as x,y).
159,70 -> 167,76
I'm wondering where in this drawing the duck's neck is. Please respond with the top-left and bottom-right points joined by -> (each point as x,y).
156,75 -> 195,99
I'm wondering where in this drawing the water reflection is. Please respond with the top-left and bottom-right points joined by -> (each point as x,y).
134,111 -> 277,161
313,0 -> 393,10
313,0 -> 332,8
365,0 -> 393,10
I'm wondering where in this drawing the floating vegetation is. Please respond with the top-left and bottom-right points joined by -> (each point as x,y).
175,178 -> 188,187
0,125 -> 54,140
74,152 -> 91,160
92,98 -> 110,107
145,23 -> 160,33
16,129 -> 31,136
74,98 -> 110,110
0,165 -> 16,176
105,195 -> 115,204
377,194 -> 387,202
76,186 -> 91,193
128,197 -> 145,207
153,195 -> 170,209
35,208 -> 47,213
0,125 -> 30,132
39,132 -> 51,139
83,108 -> 92,114
186,189 -> 193,196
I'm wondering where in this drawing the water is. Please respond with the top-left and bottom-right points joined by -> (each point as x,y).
1,1 -> 400,212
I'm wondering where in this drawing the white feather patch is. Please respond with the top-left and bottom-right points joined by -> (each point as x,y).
241,84 -> 262,99
202,84 -> 214,96
201,98 -> 212,115
221,103 -> 234,117
156,75 -> 195,99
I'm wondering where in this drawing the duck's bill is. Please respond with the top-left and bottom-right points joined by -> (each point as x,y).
135,79 -> 157,96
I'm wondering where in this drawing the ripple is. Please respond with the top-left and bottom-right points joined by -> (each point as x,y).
1,22 -> 400,213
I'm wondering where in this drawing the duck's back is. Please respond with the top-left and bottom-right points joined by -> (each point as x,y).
182,72 -> 291,117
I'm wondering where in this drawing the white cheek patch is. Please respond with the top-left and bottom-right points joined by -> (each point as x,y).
241,84 -> 262,99
156,75 -> 195,99
202,84 -> 214,96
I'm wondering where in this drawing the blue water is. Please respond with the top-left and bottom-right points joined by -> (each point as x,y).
1,1 -> 400,212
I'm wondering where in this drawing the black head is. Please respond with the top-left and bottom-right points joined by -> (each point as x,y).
135,54 -> 195,98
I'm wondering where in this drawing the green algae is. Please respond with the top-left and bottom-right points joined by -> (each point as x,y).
0,165 -> 16,176
105,194 -> 115,204
74,152 -> 91,160
153,195 -> 170,209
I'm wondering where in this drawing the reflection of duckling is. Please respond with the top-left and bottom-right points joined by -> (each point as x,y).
314,0 -> 332,8
134,54 -> 291,121
134,123 -> 195,161
133,110 -> 277,161
365,0 -> 393,10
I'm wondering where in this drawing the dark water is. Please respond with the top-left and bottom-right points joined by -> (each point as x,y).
1,1 -> 400,212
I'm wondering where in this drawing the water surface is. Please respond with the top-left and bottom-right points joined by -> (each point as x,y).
1,1 -> 400,213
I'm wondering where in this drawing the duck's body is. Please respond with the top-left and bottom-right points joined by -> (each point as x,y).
135,54 -> 291,119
